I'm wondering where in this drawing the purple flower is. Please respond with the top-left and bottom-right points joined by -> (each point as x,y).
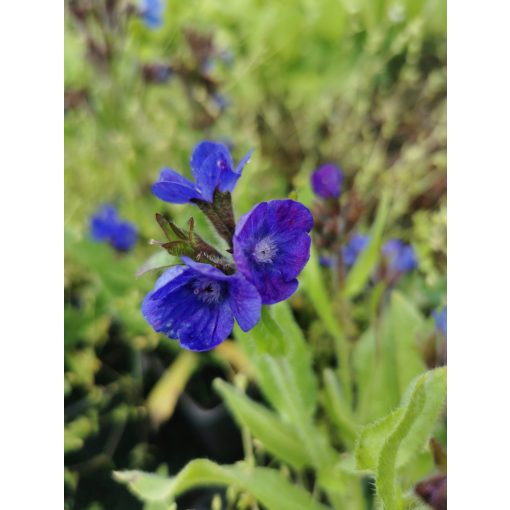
142,257 -> 261,351
152,141 -> 253,205
311,164 -> 344,199
212,93 -> 230,111
90,204 -> 138,252
382,239 -> 417,273
319,255 -> 334,267
233,200 -> 313,305
433,307 -> 447,336
343,234 -> 370,267
140,0 -> 165,29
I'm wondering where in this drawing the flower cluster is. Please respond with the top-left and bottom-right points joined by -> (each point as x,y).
139,0 -> 165,29
90,204 -> 138,252
433,306 -> 447,336
311,163 -> 344,199
309,162 -> 418,288
142,141 -> 313,351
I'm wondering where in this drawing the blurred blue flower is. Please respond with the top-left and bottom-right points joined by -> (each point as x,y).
319,255 -> 334,267
311,163 -> 344,199
142,257 -> 261,351
233,199 -> 313,304
140,0 -> 165,29
382,239 -> 417,273
343,234 -> 370,267
201,58 -> 216,75
219,49 -> 234,66
90,204 -> 138,252
433,307 -> 447,336
212,93 -> 230,111
152,141 -> 253,204
142,63 -> 173,83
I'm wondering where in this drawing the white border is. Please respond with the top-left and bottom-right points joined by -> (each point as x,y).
0,0 -> 509,507
448,0 -> 510,506
0,1 -> 62,507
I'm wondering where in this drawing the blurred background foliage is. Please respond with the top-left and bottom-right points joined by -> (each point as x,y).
65,0 -> 446,508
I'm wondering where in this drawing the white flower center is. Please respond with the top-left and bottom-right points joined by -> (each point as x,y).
253,236 -> 278,264
192,280 -> 223,304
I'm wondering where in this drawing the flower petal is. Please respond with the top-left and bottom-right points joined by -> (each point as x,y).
142,264 -> 236,351
266,199 -> 314,235
228,275 -> 261,331
311,164 -> 344,199
90,204 -> 119,241
235,148 -> 254,175
219,148 -> 254,192
273,233 -> 311,280
110,222 -> 138,252
190,141 -> 234,201
251,270 -> 299,305
152,168 -> 201,204
233,200 -> 312,304
179,301 -> 234,351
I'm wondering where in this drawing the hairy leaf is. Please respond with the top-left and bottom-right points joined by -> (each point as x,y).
353,368 -> 447,509
114,460 -> 330,510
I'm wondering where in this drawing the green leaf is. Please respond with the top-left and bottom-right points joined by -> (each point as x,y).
162,240 -> 196,258
300,245 -> 352,405
376,376 -> 427,509
234,303 -> 335,470
300,245 -> 344,340
353,368 -> 447,509
114,461 -> 330,510
353,291 -> 428,423
65,229 -> 136,295
113,471 -> 174,502
156,213 -> 187,241
235,301 -> 317,419
250,306 -> 286,356
344,192 -> 390,298
355,408 -> 405,471
322,369 -> 359,448
271,301 -> 318,414
136,250 -> 174,278
214,379 -> 310,469
397,367 -> 447,468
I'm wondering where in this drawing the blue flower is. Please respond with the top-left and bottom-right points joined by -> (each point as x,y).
152,141 -> 253,205
142,257 -> 261,351
140,0 -> 165,29
319,255 -> 334,267
382,239 -> 417,273
311,164 -> 344,199
433,307 -> 447,336
343,234 -> 370,267
212,93 -> 230,111
233,200 -> 313,305
90,204 -> 138,252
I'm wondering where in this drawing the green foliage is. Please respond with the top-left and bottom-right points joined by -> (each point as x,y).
114,461 -> 330,510
353,291 -> 428,423
344,192 -> 390,298
355,368 -> 447,509
214,380 -> 311,469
